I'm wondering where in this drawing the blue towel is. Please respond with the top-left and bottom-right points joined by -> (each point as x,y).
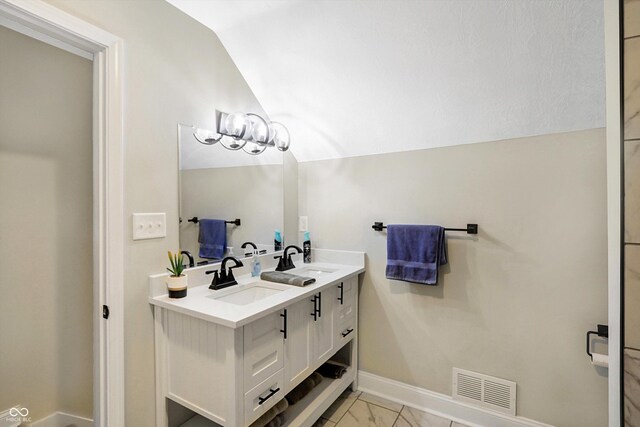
198,219 -> 226,259
385,224 -> 447,285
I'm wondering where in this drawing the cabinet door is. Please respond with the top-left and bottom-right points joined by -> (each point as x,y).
283,299 -> 313,392
244,311 -> 284,391
335,277 -> 357,324
311,290 -> 335,365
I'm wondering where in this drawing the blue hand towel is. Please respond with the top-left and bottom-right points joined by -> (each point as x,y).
385,224 -> 447,285
198,219 -> 227,259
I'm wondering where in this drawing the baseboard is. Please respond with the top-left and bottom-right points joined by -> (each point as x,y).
357,371 -> 554,427
30,411 -> 93,427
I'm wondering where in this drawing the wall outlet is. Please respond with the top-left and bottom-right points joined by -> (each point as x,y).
132,213 -> 166,240
299,216 -> 308,232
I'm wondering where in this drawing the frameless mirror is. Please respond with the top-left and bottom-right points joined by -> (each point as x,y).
178,123 -> 284,266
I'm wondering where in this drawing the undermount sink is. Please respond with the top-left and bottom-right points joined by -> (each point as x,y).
207,282 -> 287,306
292,266 -> 338,277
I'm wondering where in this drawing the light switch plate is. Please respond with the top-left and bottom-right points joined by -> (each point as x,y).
132,213 -> 166,240
299,216 -> 308,232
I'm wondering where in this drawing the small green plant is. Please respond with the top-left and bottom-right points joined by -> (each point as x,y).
167,251 -> 185,277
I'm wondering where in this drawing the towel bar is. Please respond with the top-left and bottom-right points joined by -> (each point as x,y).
182,217 -> 241,226
372,221 -> 478,234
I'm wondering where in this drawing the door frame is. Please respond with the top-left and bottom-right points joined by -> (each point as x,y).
605,0 -> 622,425
0,1 -> 125,425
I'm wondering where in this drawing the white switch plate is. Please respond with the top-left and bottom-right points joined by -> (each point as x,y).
132,213 -> 166,240
299,216 -> 308,232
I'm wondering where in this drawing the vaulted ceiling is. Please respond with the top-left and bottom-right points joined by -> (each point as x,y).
167,0 -> 605,162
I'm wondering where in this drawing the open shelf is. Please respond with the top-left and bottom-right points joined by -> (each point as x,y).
281,368 -> 356,427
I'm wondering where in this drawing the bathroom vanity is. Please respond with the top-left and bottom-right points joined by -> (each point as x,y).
149,249 -> 364,427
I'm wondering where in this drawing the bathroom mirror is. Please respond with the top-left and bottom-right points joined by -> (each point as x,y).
178,123 -> 284,265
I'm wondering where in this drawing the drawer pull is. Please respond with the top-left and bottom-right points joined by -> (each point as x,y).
258,387 -> 280,405
341,328 -> 354,338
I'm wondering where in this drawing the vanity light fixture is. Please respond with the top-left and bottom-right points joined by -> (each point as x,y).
193,111 -> 291,155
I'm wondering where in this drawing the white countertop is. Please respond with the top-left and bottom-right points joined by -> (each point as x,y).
148,249 -> 365,328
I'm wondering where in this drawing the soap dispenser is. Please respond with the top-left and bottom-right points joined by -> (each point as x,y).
251,251 -> 261,277
303,232 -> 311,263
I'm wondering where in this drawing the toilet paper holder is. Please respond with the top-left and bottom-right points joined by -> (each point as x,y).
586,324 -> 608,361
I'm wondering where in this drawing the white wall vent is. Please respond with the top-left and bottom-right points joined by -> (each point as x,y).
452,368 -> 516,416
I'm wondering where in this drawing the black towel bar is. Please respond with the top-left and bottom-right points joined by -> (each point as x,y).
372,221 -> 478,235
185,217 -> 241,226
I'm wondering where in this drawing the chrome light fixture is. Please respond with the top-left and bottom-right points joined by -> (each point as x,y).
193,111 -> 290,155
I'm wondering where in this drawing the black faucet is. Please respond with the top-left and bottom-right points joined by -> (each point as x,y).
241,241 -> 257,256
275,245 -> 303,272
206,256 -> 244,290
181,250 -> 195,268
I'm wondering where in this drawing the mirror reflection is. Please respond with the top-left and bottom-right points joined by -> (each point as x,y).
178,123 -> 284,266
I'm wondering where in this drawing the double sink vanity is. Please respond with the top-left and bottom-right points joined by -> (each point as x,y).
149,249 -> 365,427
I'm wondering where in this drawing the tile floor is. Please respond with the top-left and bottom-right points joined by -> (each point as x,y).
316,390 -> 469,427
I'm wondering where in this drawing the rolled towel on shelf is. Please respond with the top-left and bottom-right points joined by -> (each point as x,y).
316,360 -> 349,379
286,372 -> 323,405
249,398 -> 289,427
260,271 -> 316,287
265,413 -> 285,427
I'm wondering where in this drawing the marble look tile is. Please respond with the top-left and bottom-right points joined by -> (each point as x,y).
322,389 -> 362,422
336,400 -> 399,427
626,246 -> 640,348
396,407 -> 451,427
625,348 -> 640,426
625,37 -> 640,140
625,141 -> 640,243
626,0 -> 640,38
359,392 -> 404,412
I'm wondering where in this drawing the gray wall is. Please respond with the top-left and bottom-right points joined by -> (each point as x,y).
0,26 -> 93,420
298,128 -> 608,427
41,0 -> 268,424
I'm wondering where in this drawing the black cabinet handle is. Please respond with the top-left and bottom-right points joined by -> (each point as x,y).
310,296 -> 317,321
338,282 -> 344,304
258,387 -> 280,405
341,328 -> 354,338
317,292 -> 322,318
280,309 -> 287,339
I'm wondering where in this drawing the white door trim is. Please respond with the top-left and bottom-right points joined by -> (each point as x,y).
604,0 -> 621,425
0,1 -> 125,425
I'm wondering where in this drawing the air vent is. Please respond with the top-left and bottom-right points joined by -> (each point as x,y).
452,368 -> 516,416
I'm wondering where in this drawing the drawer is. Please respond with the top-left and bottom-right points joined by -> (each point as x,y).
244,368 -> 286,426
244,311 -> 284,391
337,316 -> 356,346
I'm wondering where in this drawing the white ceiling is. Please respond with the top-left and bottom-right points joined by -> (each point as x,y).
168,0 -> 605,163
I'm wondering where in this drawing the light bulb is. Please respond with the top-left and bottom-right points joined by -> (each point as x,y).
242,141 -> 267,155
269,122 -> 290,151
225,112 -> 248,138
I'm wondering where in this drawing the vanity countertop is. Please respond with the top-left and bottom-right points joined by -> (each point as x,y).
148,249 -> 365,328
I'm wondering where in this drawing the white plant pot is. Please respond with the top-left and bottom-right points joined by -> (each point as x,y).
166,274 -> 187,298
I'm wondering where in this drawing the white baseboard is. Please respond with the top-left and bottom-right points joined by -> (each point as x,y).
357,371 -> 554,427
30,411 -> 93,427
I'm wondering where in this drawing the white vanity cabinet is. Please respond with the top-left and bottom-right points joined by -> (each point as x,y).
153,274 -> 360,427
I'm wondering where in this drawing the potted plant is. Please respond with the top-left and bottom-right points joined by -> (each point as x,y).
166,251 -> 187,298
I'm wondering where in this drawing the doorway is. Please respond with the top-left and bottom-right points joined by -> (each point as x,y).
0,0 -> 125,425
